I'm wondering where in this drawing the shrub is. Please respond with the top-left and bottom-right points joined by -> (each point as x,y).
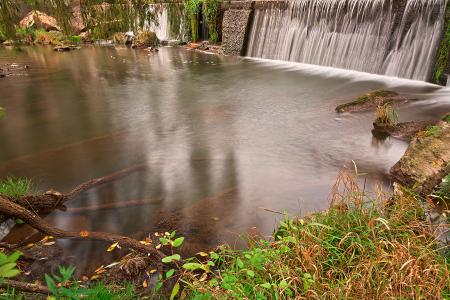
185,0 -> 202,42
203,0 -> 221,43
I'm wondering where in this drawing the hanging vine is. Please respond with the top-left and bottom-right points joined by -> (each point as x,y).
185,0 -> 202,42
203,0 -> 220,43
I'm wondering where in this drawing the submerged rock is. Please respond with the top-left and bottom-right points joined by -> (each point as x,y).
373,120 -> 434,141
19,10 -> 60,32
131,31 -> 159,49
335,90 -> 408,113
390,119 -> 450,196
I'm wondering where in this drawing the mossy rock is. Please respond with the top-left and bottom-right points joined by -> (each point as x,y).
335,90 -> 401,113
373,121 -> 434,141
390,121 -> 450,195
131,31 -> 159,49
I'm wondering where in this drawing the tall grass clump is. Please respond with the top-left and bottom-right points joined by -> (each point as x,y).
178,171 -> 449,299
375,102 -> 398,125
0,177 -> 33,199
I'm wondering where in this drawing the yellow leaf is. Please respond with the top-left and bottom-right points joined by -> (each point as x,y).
94,265 -> 105,274
140,240 -> 152,245
196,252 -> 208,257
199,273 -> 208,282
149,269 -> 157,274
25,243 -> 35,248
142,280 -> 148,288
90,275 -> 99,280
155,244 -> 162,249
106,242 -> 119,252
79,230 -> 89,237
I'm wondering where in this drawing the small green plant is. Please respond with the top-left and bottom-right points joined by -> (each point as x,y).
375,103 -> 398,125
15,27 -> 35,44
45,266 -> 92,299
424,125 -> 443,137
442,114 -> 450,123
70,35 -> 81,44
0,177 -> 32,199
432,174 -> 450,201
0,251 -> 22,279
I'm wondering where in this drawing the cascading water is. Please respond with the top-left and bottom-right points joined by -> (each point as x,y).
145,4 -> 187,41
246,0 -> 448,81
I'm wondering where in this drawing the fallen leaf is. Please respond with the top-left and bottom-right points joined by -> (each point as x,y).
105,262 -> 120,268
44,242 -> 55,246
211,217 -> 219,221
199,273 -> 208,282
142,280 -> 148,288
155,244 -> 162,249
79,230 -> 89,237
140,240 -> 152,245
107,242 -> 119,252
196,252 -> 209,257
25,243 -> 34,249
149,269 -> 157,274
90,275 -> 99,280
94,265 -> 105,274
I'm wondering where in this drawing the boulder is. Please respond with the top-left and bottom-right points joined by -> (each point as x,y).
390,119 -> 450,196
113,32 -> 134,45
131,31 -> 159,49
372,120 -> 434,141
19,10 -> 60,32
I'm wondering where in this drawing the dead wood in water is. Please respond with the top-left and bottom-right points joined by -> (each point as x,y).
0,196 -> 165,258
0,279 -> 49,295
66,197 -> 162,213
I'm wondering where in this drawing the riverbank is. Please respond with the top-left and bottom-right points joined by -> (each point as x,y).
1,170 -> 448,299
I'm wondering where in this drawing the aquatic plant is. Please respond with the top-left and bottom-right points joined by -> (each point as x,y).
0,177 -> 33,200
203,0 -> 221,43
375,102 -> 398,125
178,172 -> 450,299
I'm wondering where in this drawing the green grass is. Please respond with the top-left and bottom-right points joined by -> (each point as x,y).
0,177 -> 33,199
178,172 -> 450,299
375,102 -> 398,125
442,114 -> 450,123
424,125 -> 443,137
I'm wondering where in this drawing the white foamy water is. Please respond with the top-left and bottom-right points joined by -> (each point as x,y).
246,0 -> 448,81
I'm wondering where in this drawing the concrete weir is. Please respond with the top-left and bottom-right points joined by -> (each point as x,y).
220,0 -> 450,84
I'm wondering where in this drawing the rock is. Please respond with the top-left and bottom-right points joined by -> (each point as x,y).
131,31 -> 159,49
112,32 -> 134,45
144,47 -> 159,53
372,120 -> 434,141
335,90 -> 409,113
3,40 -> 14,46
53,45 -> 79,52
19,11 -> 60,32
390,120 -> 450,196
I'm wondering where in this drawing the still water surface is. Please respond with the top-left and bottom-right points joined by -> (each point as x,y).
0,46 -> 449,273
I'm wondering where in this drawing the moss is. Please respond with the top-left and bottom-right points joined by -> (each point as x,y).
335,90 -> 398,112
423,125 -> 443,138
442,113 -> 450,123
433,6 -> 450,85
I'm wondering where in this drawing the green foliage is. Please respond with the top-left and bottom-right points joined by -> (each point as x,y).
15,27 -> 35,44
185,0 -> 202,42
70,35 -> 81,44
424,125 -> 443,137
434,19 -> 450,85
0,252 -> 22,279
0,0 -> 19,41
375,103 -> 398,125
45,266 -> 93,299
203,0 -> 221,43
442,114 -> 450,123
432,174 -> 450,201
179,173 -> 449,299
0,177 -> 33,199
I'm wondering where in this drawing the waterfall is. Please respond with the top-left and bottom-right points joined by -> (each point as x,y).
246,0 -> 448,81
145,4 -> 187,41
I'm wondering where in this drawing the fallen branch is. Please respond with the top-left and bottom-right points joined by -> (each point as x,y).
0,279 -> 49,295
0,197 -> 165,259
66,197 -> 162,213
12,164 -> 146,212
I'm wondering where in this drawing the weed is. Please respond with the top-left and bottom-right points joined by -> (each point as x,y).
179,171 -> 449,299
0,251 -> 22,279
0,177 -> 32,199
442,114 -> 450,123
375,102 -> 398,125
34,29 -> 63,45
424,125 -> 443,137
